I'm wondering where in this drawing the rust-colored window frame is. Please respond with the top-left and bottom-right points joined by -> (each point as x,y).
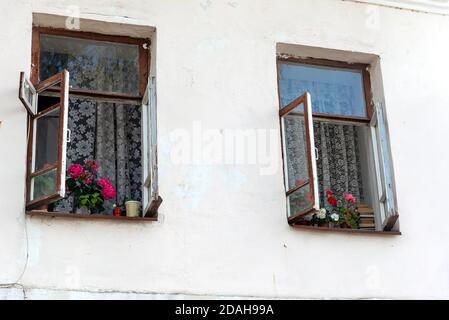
20,70 -> 70,210
31,27 -> 150,103
277,56 -> 376,225
26,27 -> 163,219
280,92 -> 320,224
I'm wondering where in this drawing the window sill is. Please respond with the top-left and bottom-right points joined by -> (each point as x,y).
291,224 -> 401,236
26,211 -> 158,222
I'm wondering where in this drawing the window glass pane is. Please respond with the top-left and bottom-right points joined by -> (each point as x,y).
283,114 -> 310,191
279,62 -> 367,117
40,35 -> 139,95
34,108 -> 60,172
287,184 -> 314,218
32,169 -> 57,200
22,78 -> 35,109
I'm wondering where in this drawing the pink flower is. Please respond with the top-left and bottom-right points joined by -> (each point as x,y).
97,178 -> 116,201
97,178 -> 111,189
344,193 -> 356,204
68,164 -> 84,180
101,186 -> 117,201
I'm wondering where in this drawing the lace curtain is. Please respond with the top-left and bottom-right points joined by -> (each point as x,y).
54,98 -> 142,214
40,37 -> 143,214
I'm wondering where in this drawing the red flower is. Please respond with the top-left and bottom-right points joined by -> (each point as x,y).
326,190 -> 333,196
328,197 -> 337,207
68,164 -> 83,180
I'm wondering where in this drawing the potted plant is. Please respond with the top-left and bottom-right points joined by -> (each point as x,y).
325,191 -> 360,229
66,160 -> 117,214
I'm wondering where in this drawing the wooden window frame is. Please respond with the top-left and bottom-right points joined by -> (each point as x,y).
142,77 -> 163,217
277,55 -> 399,234
22,70 -> 70,210
25,27 -> 162,219
31,27 -> 150,103
280,92 -> 320,224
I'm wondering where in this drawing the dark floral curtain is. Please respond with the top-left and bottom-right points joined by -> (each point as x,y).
284,118 -> 364,211
314,122 -> 364,210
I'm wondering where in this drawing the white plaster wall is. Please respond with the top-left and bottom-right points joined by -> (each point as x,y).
1,0 -> 449,299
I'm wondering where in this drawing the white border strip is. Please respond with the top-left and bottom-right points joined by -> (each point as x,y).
346,0 -> 449,15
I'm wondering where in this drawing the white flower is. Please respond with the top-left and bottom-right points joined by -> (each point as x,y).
330,213 -> 340,222
317,208 -> 327,220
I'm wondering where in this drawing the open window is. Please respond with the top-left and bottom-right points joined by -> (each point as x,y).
277,57 -> 399,233
19,27 -> 162,219
370,103 -> 399,231
19,71 -> 70,210
142,76 -> 163,217
280,93 -> 319,224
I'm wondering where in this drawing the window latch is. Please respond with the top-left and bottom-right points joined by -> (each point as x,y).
67,129 -> 71,143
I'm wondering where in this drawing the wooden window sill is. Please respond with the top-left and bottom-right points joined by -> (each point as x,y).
26,211 -> 158,222
292,224 -> 401,236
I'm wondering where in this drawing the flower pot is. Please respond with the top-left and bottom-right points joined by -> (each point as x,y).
125,201 -> 141,218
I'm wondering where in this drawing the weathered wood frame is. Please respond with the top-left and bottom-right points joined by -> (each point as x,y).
24,70 -> 70,210
280,92 -> 319,224
277,56 -> 398,231
27,27 -> 162,218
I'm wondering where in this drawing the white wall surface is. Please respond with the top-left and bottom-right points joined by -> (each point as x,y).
1,0 -> 449,299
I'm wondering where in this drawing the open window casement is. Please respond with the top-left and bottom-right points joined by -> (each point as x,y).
280,92 -> 320,224
19,70 -> 70,210
370,103 -> 399,231
142,76 -> 163,217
